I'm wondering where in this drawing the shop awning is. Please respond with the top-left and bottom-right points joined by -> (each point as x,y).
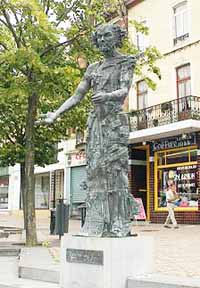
129,119 -> 200,144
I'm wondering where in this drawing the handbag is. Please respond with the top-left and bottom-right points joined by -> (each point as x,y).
174,198 -> 181,206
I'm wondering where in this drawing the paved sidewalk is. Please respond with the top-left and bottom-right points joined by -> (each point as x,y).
0,255 -> 59,288
1,212 -> 200,279
133,222 -> 200,278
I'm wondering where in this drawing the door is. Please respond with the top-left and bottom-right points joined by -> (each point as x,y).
71,165 -> 87,204
130,146 -> 150,220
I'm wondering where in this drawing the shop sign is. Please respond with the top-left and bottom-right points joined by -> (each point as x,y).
66,151 -> 86,166
152,133 -> 196,151
75,151 -> 86,161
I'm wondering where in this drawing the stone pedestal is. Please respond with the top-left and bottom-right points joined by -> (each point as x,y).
60,234 -> 154,288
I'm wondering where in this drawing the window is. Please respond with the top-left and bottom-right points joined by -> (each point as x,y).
35,173 -> 50,209
176,64 -> 191,112
76,130 -> 85,146
155,147 -> 198,210
136,21 -> 149,52
177,64 -> 191,98
0,176 -> 9,209
136,80 -> 148,129
173,1 -> 189,45
137,80 -> 148,110
55,170 -> 64,198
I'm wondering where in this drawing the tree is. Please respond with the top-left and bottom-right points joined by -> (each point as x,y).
0,0 -> 161,246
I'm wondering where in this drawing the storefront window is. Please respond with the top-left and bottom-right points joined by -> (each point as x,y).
0,176 -> 9,209
155,147 -> 198,209
35,173 -> 50,209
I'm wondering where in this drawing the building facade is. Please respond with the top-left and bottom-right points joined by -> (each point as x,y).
0,138 -> 87,214
2,0 -> 200,225
127,0 -> 200,223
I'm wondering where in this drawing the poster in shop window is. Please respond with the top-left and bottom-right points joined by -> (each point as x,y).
135,198 -> 146,220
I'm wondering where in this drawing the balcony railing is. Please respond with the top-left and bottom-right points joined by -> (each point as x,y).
173,32 -> 189,45
129,95 -> 200,132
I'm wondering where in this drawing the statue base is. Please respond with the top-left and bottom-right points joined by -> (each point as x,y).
60,234 -> 154,288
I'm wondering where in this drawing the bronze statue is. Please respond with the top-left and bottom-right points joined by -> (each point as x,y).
40,23 -> 138,237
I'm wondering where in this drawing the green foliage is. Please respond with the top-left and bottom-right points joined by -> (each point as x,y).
0,0 -> 105,168
0,0 -> 161,168
129,19 -> 149,35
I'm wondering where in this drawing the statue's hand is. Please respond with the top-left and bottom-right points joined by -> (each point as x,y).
92,92 -> 108,104
35,111 -> 57,125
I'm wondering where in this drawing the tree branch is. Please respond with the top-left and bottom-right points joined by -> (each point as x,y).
9,7 -> 27,47
0,118 -> 17,144
40,32 -> 86,57
0,42 -> 8,50
10,7 -> 20,24
7,133 -> 16,145
56,0 -> 80,27
47,45 -> 66,66
0,18 -> 9,27
45,0 -> 50,15
2,9 -> 21,48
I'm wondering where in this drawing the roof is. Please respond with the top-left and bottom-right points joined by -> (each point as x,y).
125,0 -> 144,9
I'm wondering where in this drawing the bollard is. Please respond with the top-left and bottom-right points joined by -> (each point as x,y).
50,208 -> 56,235
77,203 -> 86,227
55,198 -> 69,239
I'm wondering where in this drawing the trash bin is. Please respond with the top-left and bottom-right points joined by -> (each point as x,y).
77,203 -> 86,227
55,198 -> 69,239
50,208 -> 56,235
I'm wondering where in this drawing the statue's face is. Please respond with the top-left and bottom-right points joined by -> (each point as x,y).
96,25 -> 117,55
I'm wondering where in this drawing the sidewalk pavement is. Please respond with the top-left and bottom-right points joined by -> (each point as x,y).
1,211 -> 200,278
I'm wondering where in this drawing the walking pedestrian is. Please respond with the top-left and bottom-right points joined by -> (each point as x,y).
164,180 -> 179,229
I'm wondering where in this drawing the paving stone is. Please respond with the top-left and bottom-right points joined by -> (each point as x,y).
18,247 -> 60,283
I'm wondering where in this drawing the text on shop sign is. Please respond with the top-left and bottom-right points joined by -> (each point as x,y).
152,134 -> 196,151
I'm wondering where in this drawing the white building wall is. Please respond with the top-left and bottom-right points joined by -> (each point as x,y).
8,164 -> 21,210
7,137 -> 87,211
65,167 -> 71,205
128,0 -> 200,110
34,141 -> 67,174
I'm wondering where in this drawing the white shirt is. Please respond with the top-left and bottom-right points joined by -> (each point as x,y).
166,189 -> 177,207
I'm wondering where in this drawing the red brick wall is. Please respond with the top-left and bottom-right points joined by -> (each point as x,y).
129,165 -> 139,196
128,147 -> 138,196
129,134 -> 200,224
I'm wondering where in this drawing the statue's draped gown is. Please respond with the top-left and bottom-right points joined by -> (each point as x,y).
81,54 -> 138,237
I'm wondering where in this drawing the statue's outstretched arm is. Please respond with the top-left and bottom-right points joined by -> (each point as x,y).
54,79 -> 90,119
37,78 -> 90,124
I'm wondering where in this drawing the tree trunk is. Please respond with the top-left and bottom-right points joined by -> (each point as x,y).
24,91 -> 38,246
20,162 -> 26,229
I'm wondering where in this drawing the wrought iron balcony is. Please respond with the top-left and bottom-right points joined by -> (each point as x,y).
129,95 -> 200,132
173,33 -> 189,45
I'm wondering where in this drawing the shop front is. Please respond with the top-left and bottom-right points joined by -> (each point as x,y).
0,173 -> 9,210
35,172 -> 50,209
129,146 -> 149,220
66,150 -> 87,215
129,132 -> 200,224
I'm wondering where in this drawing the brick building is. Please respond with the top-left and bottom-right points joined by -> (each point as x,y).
127,0 -> 200,223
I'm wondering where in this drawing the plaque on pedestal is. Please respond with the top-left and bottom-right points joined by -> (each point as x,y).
60,234 -> 154,288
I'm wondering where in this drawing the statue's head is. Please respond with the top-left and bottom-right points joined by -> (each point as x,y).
92,24 -> 127,55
